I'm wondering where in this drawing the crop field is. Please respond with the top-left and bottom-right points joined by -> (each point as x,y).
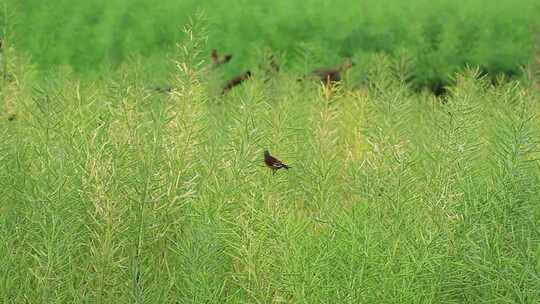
6,0 -> 540,88
1,2 -> 540,304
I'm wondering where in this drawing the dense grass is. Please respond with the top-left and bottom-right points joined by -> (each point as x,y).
1,24 -> 540,302
3,0 -> 540,88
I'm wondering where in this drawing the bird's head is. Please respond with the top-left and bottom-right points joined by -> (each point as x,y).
264,150 -> 270,157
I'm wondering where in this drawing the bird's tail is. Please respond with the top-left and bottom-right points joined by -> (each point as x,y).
283,164 -> 290,169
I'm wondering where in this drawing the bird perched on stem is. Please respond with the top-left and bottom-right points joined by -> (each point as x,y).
311,58 -> 355,85
264,150 -> 290,174
222,70 -> 252,94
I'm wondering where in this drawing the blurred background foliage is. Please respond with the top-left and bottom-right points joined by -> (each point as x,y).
3,0 -> 540,88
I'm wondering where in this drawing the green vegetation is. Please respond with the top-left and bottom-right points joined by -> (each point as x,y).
3,0 -> 540,88
1,20 -> 540,302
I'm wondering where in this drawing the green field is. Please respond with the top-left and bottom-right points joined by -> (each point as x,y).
2,21 -> 540,302
2,3 -> 540,303
4,0 -> 540,88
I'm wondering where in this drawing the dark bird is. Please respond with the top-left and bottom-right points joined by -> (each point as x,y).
222,70 -> 252,94
264,150 -> 290,174
311,58 -> 354,85
211,49 -> 233,67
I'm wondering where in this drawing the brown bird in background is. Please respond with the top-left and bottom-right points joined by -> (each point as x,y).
312,58 -> 354,85
264,150 -> 290,174
222,70 -> 252,94
211,49 -> 233,67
